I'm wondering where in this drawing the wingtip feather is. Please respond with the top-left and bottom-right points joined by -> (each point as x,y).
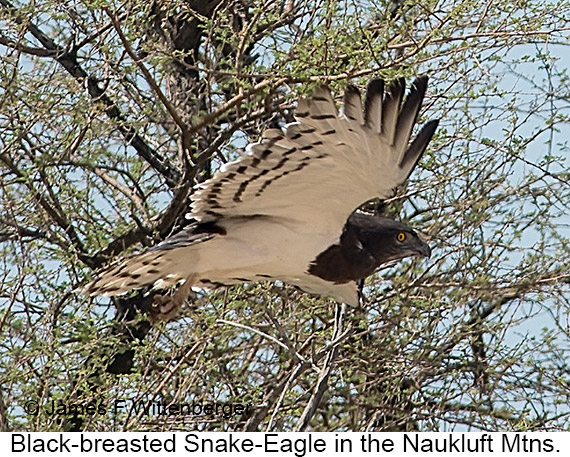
400,118 -> 439,178
364,78 -> 384,132
382,78 -> 405,143
393,76 -> 429,154
342,85 -> 363,124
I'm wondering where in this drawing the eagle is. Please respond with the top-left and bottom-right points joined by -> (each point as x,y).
86,77 -> 439,320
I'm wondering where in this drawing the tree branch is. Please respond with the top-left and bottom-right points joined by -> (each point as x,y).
0,0 -> 180,188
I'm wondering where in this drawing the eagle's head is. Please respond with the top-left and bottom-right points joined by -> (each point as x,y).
353,214 -> 431,265
308,212 -> 431,284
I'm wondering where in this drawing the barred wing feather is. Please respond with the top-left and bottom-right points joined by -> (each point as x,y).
189,77 -> 438,245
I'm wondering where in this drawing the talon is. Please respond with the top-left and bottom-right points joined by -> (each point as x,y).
146,274 -> 197,323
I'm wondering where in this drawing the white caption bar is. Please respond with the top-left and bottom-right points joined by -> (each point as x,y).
4,432 -> 568,456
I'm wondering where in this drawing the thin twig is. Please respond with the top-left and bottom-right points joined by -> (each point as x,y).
105,8 -> 194,163
265,363 -> 304,432
217,319 -> 290,352
295,303 -> 349,431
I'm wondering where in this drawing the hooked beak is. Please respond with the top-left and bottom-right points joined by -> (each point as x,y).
417,240 -> 432,258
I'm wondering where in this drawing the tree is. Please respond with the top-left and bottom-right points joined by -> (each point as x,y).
0,0 -> 569,431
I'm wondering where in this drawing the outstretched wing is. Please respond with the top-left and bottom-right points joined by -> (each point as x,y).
190,77 -> 438,244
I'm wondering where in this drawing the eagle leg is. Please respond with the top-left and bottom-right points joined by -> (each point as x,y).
148,274 -> 197,323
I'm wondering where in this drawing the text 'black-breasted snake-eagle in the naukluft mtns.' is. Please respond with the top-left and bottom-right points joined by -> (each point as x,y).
86,77 -> 439,321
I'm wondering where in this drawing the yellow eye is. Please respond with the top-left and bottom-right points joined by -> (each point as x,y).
397,232 -> 406,242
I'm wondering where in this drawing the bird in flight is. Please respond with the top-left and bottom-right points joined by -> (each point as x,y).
86,77 -> 439,320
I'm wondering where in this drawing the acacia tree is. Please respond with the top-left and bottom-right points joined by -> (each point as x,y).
1,0 -> 569,432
